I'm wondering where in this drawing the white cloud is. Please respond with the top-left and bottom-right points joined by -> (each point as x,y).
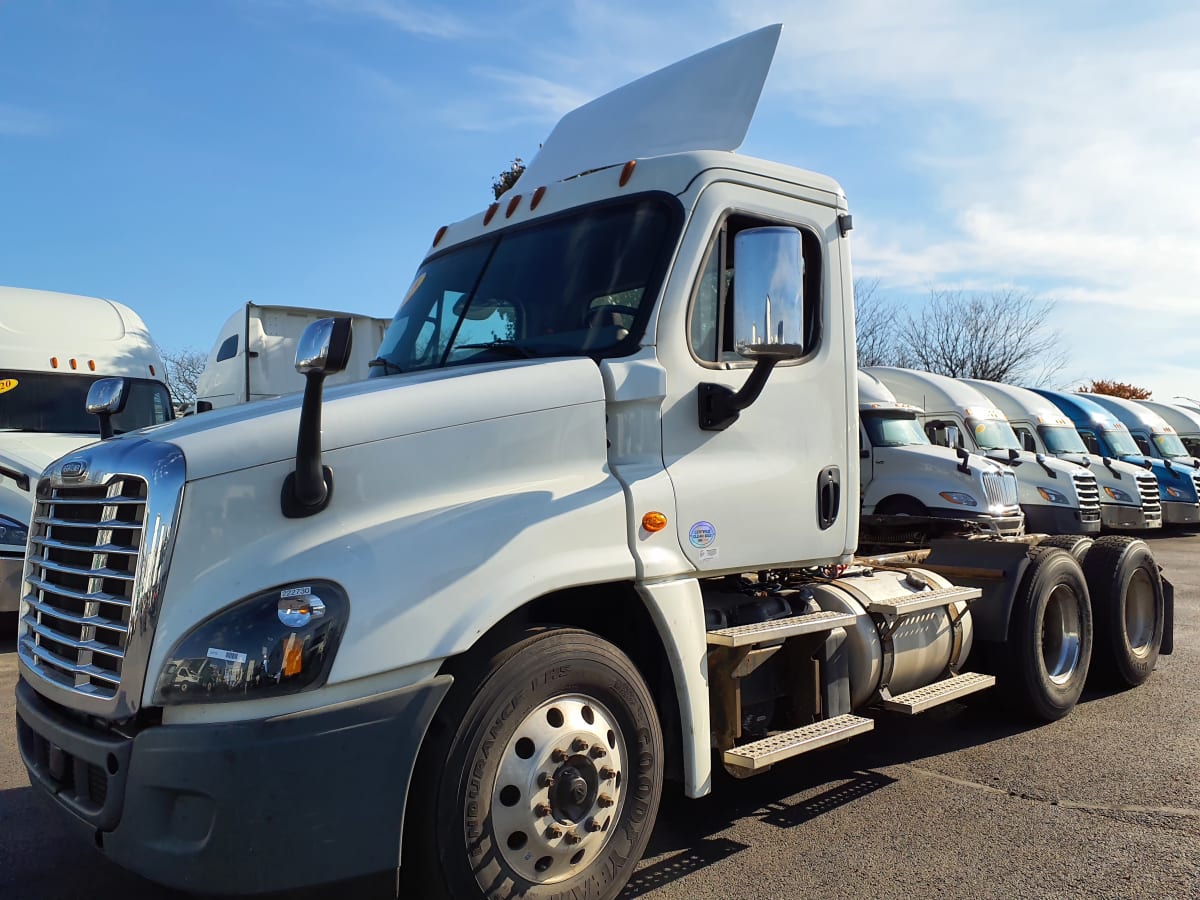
0,103 -> 51,137
305,0 -> 468,39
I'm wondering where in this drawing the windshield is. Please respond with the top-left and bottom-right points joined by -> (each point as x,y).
1101,427 -> 1141,457
0,371 -> 172,435
862,411 -> 928,447
1152,432 -> 1189,459
1038,424 -> 1087,455
370,197 -> 677,375
966,417 -> 1021,451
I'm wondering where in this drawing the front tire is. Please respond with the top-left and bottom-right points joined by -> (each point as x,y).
1004,547 -> 1093,722
408,627 -> 663,900
1081,536 -> 1164,688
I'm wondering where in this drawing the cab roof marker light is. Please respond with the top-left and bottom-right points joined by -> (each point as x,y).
88,359 -> 96,371
50,357 -> 58,369
483,202 -> 500,226
69,358 -> 77,370
505,195 -> 522,218
530,186 -> 546,210
619,160 -> 636,186
149,364 -> 156,376
432,225 -> 448,247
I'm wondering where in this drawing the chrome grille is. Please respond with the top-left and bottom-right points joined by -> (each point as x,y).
1136,473 -> 1162,519
1193,472 -> 1200,503
18,478 -> 147,700
982,470 -> 1020,510
1073,471 -> 1101,522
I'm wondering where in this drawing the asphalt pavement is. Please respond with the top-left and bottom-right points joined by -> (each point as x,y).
2,534 -> 1197,900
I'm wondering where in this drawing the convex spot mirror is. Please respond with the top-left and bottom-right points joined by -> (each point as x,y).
295,317 -> 353,375
732,226 -> 806,361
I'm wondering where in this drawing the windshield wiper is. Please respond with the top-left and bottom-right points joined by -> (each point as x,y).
367,357 -> 404,375
455,341 -> 538,359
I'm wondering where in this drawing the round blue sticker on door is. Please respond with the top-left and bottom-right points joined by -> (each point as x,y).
689,521 -> 716,549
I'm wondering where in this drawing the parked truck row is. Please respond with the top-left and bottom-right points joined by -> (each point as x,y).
8,26 -> 1183,900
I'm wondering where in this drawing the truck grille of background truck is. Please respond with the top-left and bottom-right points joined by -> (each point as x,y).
18,478 -> 147,701
1072,471 -> 1101,523
1136,473 -> 1162,520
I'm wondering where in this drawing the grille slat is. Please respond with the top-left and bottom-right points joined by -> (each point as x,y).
1072,472 -> 1101,521
1136,473 -> 1162,517
22,478 -> 147,700
982,471 -> 1020,510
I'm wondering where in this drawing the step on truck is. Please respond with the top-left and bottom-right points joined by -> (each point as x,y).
1033,388 -> 1200,526
0,286 -> 174,616
193,301 -> 391,411
865,367 -> 1102,535
14,27 -> 1173,899
962,378 -> 1162,532
857,370 -> 1025,540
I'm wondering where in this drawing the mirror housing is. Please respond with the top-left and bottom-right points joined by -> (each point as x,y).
86,378 -> 130,440
698,227 -> 807,431
281,318 -> 354,518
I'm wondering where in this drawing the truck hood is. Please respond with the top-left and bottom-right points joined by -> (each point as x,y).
0,433 -> 102,485
983,448 -> 1081,478
886,443 -> 1004,475
102,358 -> 610,482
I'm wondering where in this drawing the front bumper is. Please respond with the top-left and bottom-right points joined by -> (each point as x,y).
1100,503 -> 1161,532
0,552 -> 23,613
1024,503 -> 1101,535
16,674 -> 451,895
1162,501 -> 1200,526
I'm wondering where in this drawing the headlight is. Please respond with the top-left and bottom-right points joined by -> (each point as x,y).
0,514 -> 28,548
1037,486 -> 1070,504
938,491 -> 978,507
1165,486 -> 1184,499
1103,486 -> 1134,503
153,581 -> 349,705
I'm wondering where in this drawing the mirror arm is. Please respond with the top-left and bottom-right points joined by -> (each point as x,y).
281,371 -> 334,518
697,357 -> 780,431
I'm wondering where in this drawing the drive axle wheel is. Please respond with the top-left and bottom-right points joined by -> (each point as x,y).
1082,536 -> 1164,687
407,627 -> 662,900
1004,546 -> 1093,721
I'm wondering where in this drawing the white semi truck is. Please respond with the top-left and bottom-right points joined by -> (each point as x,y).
1138,399 -> 1200,459
865,367 -> 1102,536
962,378 -> 1162,532
14,29 -> 1172,899
857,370 -> 1024,536
1087,392 -> 1200,473
194,302 -> 391,411
0,286 -> 173,616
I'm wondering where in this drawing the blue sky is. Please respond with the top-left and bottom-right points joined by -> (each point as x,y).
2,1 -> 1198,399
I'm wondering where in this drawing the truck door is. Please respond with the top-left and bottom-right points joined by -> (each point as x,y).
656,183 -> 855,573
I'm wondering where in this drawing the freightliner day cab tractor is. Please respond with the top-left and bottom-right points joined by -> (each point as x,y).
15,28 -> 1174,899
1085,393 -> 1200,475
1137,399 -> 1200,460
962,379 -> 1162,532
194,302 -> 391,411
1033,388 -> 1200,527
865,367 -> 1102,535
0,287 -> 173,617
857,370 -> 1024,537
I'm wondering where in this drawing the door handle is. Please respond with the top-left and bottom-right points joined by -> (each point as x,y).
817,466 -> 841,530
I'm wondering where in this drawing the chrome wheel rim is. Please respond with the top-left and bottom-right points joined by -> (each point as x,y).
1042,584 -> 1083,685
1125,568 -> 1157,658
489,694 -> 626,884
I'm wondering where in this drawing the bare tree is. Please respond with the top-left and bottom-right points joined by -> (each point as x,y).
157,346 -> 207,409
492,157 -> 525,200
1078,379 -> 1152,400
854,278 -> 897,367
895,288 -> 1066,385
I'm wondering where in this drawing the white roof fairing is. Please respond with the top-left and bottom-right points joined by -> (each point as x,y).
512,24 -> 783,192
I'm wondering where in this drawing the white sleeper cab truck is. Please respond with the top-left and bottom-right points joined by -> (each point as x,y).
857,370 -> 1023,537
194,301 -> 390,410
15,29 -> 1173,900
1087,393 -> 1200,475
1138,399 -> 1200,460
866,367 -> 1102,536
962,379 -> 1162,532
0,286 -> 173,616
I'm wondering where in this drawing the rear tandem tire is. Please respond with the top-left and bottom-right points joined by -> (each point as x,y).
1081,535 -> 1164,688
1035,534 -> 1093,564
1004,547 -> 1093,722
405,627 -> 663,900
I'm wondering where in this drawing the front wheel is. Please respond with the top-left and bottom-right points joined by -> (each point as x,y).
408,627 -> 663,900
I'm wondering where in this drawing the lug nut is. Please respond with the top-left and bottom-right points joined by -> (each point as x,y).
571,738 -> 589,752
597,794 -> 614,808
551,748 -> 568,763
600,767 -> 617,780
537,772 -> 554,788
586,817 -> 603,832
564,831 -> 582,845
589,744 -> 607,759
534,803 -> 552,817
545,825 -> 563,839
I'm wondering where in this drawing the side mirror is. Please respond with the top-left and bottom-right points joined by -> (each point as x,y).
281,318 -> 354,518
86,378 -> 130,440
698,227 -> 806,431
195,400 -> 213,414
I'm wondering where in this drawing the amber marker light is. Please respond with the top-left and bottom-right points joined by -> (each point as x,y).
619,160 -> 636,187
483,202 -> 499,225
87,359 -> 96,371
505,195 -> 522,218
530,186 -> 546,210
50,357 -> 58,369
641,511 -> 668,533
432,225 -> 448,247
149,365 -> 156,376
69,358 -> 78,370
